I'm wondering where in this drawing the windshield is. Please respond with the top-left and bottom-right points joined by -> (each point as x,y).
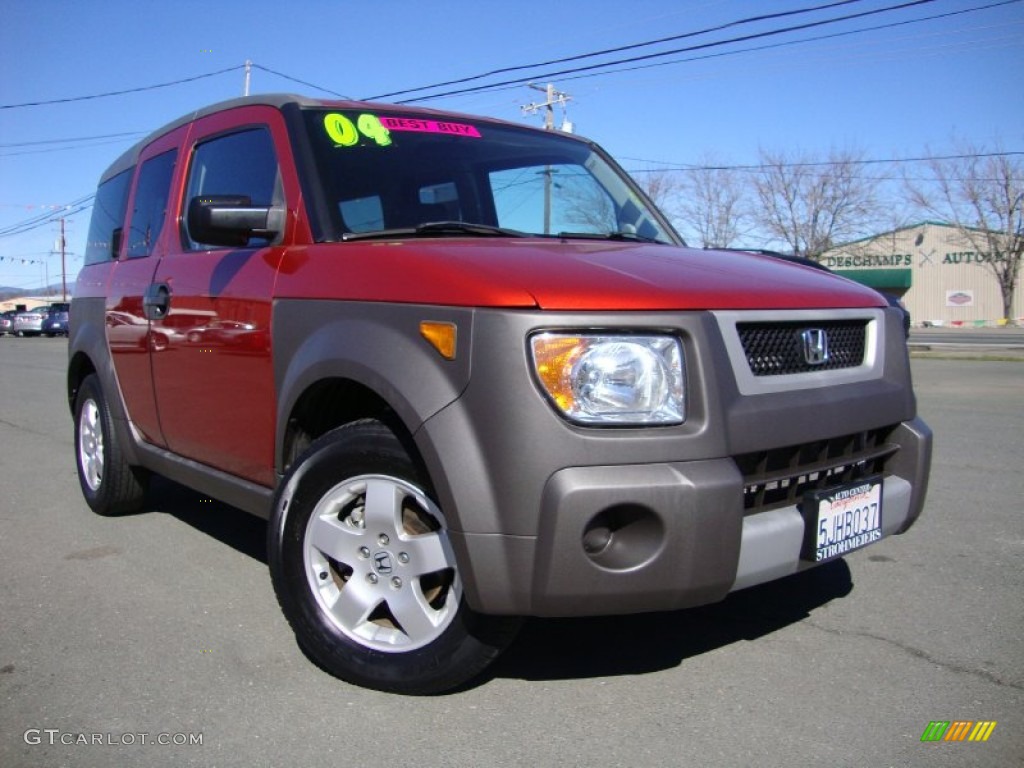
302,109 -> 679,244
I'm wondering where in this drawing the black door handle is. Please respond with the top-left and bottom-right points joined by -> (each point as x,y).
143,283 -> 171,320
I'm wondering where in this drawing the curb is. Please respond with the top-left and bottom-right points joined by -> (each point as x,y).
908,345 -> 1024,362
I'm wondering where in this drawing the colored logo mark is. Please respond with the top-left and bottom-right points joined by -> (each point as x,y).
921,721 -> 997,742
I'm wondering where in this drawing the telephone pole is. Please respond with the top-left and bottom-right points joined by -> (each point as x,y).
521,84 -> 573,233
521,83 -> 572,131
59,217 -> 67,301
243,60 -> 252,96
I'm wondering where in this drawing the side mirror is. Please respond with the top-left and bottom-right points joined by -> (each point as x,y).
187,195 -> 284,247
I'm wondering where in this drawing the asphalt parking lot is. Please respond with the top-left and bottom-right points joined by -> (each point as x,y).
1,338 -> 1021,767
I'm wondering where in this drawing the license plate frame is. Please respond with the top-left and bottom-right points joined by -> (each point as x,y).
801,477 -> 883,563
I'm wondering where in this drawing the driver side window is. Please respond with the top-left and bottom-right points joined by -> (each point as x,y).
183,127 -> 280,249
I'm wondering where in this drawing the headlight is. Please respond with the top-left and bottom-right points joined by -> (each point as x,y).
530,333 -> 684,425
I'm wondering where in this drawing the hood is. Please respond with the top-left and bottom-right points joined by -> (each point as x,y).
282,239 -> 886,311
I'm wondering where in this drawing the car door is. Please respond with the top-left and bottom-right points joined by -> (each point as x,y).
105,128 -> 186,448
148,107 -> 301,487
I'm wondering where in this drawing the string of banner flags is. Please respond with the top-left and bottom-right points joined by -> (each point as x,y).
0,255 -> 53,265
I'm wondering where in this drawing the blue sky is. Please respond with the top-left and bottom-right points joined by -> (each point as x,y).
1,0 -> 1021,292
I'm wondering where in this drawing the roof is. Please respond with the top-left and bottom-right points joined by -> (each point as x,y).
101,93 -> 314,182
99,93 -> 578,183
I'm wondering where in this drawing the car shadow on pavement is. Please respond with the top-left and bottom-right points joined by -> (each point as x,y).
143,474 -> 854,688
486,559 -> 853,684
146,475 -> 269,564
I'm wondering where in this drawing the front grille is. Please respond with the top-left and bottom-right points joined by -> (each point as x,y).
736,426 -> 898,514
737,320 -> 867,376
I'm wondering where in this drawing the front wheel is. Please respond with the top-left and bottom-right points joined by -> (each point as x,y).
268,419 -> 520,694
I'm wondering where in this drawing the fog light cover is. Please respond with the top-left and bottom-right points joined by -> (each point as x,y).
531,333 -> 684,425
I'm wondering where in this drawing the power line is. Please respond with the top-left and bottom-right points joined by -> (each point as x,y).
389,0 -> 1018,105
0,131 -> 146,148
0,196 -> 94,239
389,0 -> 945,103
0,62 -> 349,114
0,65 -> 246,110
250,64 -> 353,99
623,150 -> 1024,174
0,136 -> 146,159
365,0 -> 869,100
552,0 -> 1023,87
3,0 -> 1012,121
0,0 -> 1016,117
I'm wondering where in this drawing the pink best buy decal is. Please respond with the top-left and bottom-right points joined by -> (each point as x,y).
378,117 -> 481,138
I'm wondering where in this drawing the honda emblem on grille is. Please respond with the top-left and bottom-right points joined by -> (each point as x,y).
801,328 -> 830,365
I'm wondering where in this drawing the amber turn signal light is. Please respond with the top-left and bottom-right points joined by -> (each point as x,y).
420,321 -> 457,360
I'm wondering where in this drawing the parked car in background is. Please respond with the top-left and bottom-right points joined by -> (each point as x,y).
0,311 -> 15,336
42,309 -> 70,337
13,306 -> 49,337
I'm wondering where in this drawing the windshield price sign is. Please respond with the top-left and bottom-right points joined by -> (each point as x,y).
802,478 -> 883,562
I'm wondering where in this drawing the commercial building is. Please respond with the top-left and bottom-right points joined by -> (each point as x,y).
0,296 -> 56,313
820,222 -> 1022,327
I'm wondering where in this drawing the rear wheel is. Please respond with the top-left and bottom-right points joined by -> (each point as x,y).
269,419 -> 520,694
73,374 -> 147,516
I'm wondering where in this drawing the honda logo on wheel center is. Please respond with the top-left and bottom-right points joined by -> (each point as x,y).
373,551 -> 394,575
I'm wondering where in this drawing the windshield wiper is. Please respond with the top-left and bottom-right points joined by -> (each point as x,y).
555,230 -> 668,244
342,221 -> 525,241
415,221 -> 526,237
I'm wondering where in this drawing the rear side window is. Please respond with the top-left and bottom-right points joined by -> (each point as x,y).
127,150 -> 177,259
183,127 -> 280,249
84,168 -> 132,265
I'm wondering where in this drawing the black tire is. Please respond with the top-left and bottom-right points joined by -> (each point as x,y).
268,419 -> 520,694
73,374 -> 148,516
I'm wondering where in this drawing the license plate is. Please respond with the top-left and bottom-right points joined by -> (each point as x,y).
802,478 -> 883,563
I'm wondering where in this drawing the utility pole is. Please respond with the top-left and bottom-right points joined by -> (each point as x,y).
243,60 -> 252,97
59,217 -> 67,301
521,84 -> 573,234
521,83 -> 572,131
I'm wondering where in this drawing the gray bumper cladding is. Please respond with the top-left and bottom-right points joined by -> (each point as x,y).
530,460 -> 743,616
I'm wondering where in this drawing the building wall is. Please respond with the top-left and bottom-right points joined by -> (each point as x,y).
820,222 -> 1023,326
0,296 -> 55,313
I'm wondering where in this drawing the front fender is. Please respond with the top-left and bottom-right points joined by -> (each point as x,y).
272,300 -> 475,473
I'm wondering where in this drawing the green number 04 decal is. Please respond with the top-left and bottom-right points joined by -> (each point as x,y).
324,113 -> 392,147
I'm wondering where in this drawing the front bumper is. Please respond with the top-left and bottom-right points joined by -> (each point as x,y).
447,416 -> 930,616
415,307 -> 931,617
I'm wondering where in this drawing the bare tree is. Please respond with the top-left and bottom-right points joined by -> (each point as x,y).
752,148 -> 882,259
678,156 -> 749,248
635,165 -> 749,248
907,144 -> 1023,324
632,168 -> 688,242
635,169 -> 684,217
